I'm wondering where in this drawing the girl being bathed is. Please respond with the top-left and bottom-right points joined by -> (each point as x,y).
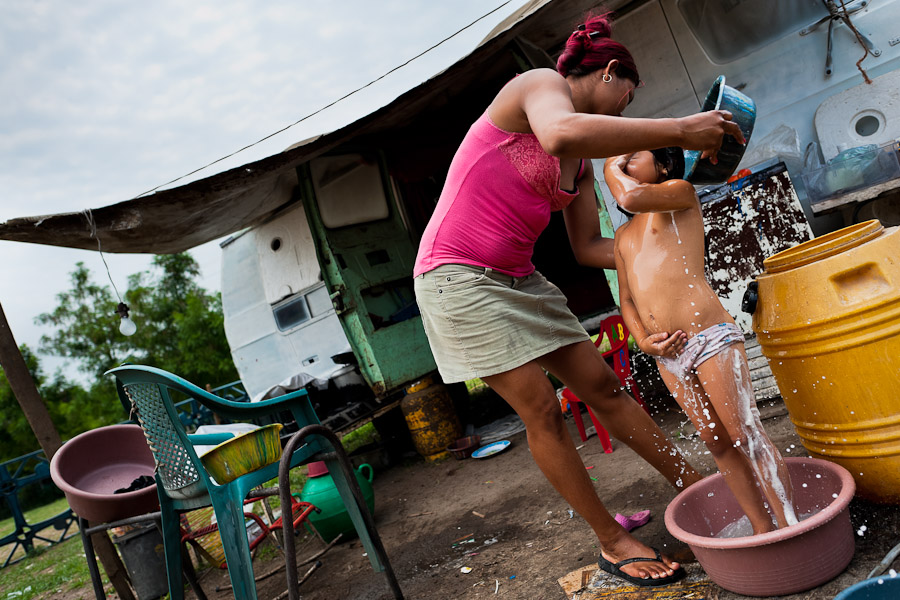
605,148 -> 798,534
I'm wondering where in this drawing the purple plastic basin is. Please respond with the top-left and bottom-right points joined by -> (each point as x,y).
50,424 -> 159,523
665,457 -> 856,597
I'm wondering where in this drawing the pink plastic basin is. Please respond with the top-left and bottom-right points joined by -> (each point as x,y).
50,424 -> 159,523
665,457 -> 856,597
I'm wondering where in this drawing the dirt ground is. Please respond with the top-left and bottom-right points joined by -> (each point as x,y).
162,388 -> 900,600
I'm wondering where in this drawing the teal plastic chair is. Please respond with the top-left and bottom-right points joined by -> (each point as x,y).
106,365 -> 356,600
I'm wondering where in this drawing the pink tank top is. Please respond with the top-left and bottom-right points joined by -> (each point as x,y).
413,110 -> 583,277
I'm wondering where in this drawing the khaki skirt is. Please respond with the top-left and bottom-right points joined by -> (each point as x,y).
414,264 -> 590,383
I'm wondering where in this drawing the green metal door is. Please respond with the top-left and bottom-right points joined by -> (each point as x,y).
298,153 -> 436,397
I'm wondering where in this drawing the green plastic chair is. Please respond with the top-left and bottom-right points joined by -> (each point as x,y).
106,365 -> 373,600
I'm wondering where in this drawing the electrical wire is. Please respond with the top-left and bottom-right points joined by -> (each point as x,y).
82,208 -> 124,302
133,1 -> 513,199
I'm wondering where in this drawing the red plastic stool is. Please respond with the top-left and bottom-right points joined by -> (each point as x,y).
598,315 -> 647,412
558,315 -> 649,454
559,387 -> 613,453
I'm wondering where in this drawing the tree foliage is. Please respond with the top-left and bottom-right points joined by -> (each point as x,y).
37,253 -> 237,385
35,262 -> 122,377
0,252 -> 238,460
0,346 -> 120,461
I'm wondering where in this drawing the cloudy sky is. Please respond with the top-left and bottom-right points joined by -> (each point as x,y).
0,1 -> 522,381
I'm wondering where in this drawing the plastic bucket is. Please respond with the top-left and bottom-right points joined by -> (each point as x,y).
752,220 -> 900,503
834,574 -> 900,599
112,523 -> 168,600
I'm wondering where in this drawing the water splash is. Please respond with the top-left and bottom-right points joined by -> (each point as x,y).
728,346 -> 798,526
670,212 -> 682,244
715,511 -> 816,539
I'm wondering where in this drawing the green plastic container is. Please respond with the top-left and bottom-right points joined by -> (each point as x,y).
299,461 -> 374,542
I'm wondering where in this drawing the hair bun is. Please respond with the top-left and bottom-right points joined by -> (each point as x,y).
581,13 -> 613,39
557,11 -> 638,83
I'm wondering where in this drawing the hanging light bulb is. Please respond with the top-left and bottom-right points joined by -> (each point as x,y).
115,302 -> 137,336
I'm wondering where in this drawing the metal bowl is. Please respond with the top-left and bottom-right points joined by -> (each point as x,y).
684,75 -> 756,184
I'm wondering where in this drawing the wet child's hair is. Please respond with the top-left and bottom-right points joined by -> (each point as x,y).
614,147 -> 687,218
650,146 -> 686,182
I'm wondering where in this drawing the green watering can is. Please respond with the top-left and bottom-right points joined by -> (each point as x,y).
299,461 -> 375,543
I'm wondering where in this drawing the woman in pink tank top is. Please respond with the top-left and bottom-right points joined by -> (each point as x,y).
414,12 -> 744,587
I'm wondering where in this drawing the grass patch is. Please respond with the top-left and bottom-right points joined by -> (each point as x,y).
340,421 -> 379,455
465,378 -> 487,393
0,496 -> 71,541
0,534 -> 98,598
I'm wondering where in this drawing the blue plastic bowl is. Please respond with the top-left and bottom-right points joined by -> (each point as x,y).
683,75 -> 756,185
834,575 -> 900,600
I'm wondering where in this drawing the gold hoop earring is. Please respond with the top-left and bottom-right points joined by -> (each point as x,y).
602,73 -> 612,83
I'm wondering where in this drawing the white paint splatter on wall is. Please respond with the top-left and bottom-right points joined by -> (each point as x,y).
701,165 -> 813,333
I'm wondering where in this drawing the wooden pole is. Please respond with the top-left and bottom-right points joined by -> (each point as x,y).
0,301 -> 62,457
0,301 -> 135,600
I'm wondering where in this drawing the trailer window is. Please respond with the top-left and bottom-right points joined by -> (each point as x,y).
272,294 -> 310,331
310,154 -> 390,228
677,0 -> 828,63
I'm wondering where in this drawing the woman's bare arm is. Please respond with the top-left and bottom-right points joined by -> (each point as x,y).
490,69 -> 743,161
562,161 -> 615,270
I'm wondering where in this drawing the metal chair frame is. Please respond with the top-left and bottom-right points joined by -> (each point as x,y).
279,424 -> 404,599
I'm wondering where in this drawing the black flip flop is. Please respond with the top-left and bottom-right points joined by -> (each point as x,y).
597,548 -> 686,587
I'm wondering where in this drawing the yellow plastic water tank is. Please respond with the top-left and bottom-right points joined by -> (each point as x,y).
400,376 -> 462,462
753,220 -> 900,503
